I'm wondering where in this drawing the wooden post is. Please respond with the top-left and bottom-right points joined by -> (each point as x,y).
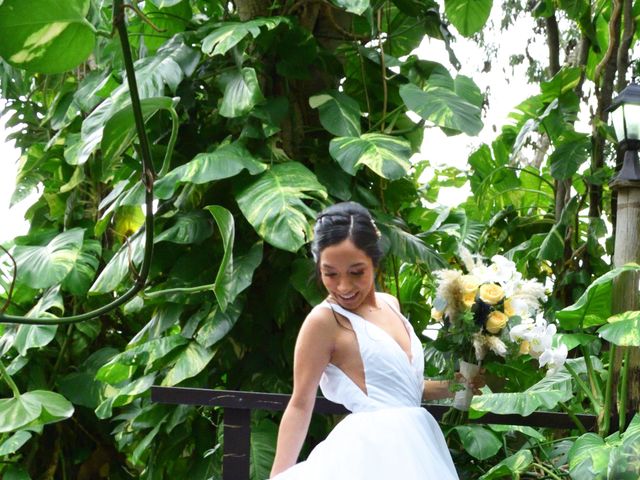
223,408 -> 251,480
610,178 -> 640,413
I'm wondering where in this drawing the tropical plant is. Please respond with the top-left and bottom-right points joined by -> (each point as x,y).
0,0 -> 639,477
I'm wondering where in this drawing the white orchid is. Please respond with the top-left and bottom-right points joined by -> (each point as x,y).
539,344 -> 568,375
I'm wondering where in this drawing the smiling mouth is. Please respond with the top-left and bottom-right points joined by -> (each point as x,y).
337,292 -> 358,301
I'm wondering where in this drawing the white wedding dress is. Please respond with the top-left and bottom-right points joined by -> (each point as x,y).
272,295 -> 459,479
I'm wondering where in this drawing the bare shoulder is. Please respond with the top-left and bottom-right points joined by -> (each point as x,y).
377,291 -> 401,310
297,304 -> 339,343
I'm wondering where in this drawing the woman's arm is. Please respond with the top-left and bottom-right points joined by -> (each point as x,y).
422,379 -> 454,401
422,373 -> 486,402
270,310 -> 335,478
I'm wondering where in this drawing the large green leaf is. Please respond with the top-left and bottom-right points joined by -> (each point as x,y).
206,206 -> 235,312
538,196 -> 579,262
309,91 -> 361,137
568,433 -> 611,480
101,96 -> 178,166
329,133 -> 411,180
159,143 -> 266,193
444,0 -> 492,36
0,0 -> 95,74
68,36 -> 199,165
557,264 -> 640,330
214,241 -> 263,308
96,335 -> 189,385
454,425 -> 501,460
88,231 -> 145,294
0,390 -> 73,434
597,311 -> 640,346
471,371 -> 574,416
61,239 -> 101,295
0,430 -> 32,456
202,18 -> 287,56
549,131 -> 590,180
12,228 -> 84,289
95,373 -> 157,419
155,212 -> 213,245
478,450 -> 533,479
161,341 -> 215,386
218,67 -> 265,118
196,299 -> 244,348
381,222 -> 447,270
235,162 -> 327,252
399,83 -> 483,136
58,348 -> 118,409
250,419 -> 278,480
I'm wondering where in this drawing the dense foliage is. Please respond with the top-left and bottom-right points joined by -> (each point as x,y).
0,0 -> 639,478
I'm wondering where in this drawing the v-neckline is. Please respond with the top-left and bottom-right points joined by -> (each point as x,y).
329,294 -> 414,365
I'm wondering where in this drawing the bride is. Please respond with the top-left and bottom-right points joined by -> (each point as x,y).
269,202 -> 484,479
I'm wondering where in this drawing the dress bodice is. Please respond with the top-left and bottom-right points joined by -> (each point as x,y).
317,294 -> 425,413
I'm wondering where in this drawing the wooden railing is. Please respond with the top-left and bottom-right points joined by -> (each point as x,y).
151,386 -> 598,480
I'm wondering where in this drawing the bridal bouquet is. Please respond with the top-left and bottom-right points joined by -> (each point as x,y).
429,250 -> 567,409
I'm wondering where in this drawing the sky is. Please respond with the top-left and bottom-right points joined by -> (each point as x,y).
0,7 -> 545,244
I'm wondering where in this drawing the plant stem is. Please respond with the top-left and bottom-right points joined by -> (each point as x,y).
602,343 -> 617,436
618,347 -> 630,432
532,462 -> 563,480
565,362 -> 601,415
558,402 -> 587,434
581,345 -> 603,404
0,359 -> 21,398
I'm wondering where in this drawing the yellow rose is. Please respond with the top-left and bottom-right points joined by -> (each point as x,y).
462,291 -> 476,308
519,340 -> 530,355
431,308 -> 443,322
485,310 -> 508,334
504,298 -> 515,317
459,274 -> 481,294
479,283 -> 505,305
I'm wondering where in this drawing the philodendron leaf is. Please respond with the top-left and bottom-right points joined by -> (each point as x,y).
68,36 -> 199,166
329,133 -> 411,180
95,373 -> 157,419
597,311 -> 640,346
250,419 -> 278,480
218,67 -> 265,118
12,228 -> 84,289
568,433 -> 611,480
161,341 -> 215,386
0,391 -> 73,433
0,0 -> 95,74
205,206 -> 234,312
454,425 -> 501,460
478,450 -> 533,480
155,212 -> 213,245
399,83 -> 483,136
445,0 -> 493,37
101,96 -> 178,165
202,17 -> 288,56
309,91 -> 361,137
0,430 -> 32,456
235,162 -> 327,252
549,131 -> 590,181
88,231 -> 145,294
471,371 -> 573,416
61,239 -> 102,296
557,264 -> 640,330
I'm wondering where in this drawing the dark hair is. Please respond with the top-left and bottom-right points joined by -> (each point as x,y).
311,202 -> 383,268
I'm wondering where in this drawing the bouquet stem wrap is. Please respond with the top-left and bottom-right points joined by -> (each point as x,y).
453,360 -> 481,411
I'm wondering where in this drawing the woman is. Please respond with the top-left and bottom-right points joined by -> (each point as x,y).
270,202 -> 481,479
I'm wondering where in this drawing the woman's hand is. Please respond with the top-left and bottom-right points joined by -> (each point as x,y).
455,368 -> 486,395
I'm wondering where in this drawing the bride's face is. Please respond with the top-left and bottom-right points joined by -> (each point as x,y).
318,238 -> 376,310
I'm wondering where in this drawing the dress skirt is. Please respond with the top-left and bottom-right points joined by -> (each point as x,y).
271,406 -> 459,480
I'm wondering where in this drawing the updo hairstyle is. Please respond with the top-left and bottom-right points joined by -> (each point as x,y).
311,202 -> 383,268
